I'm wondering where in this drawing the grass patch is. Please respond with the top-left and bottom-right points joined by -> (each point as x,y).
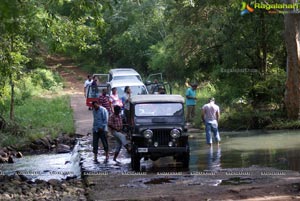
266,120 -> 300,130
1,95 -> 74,147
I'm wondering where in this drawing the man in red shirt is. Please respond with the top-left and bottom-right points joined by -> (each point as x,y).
98,88 -> 111,114
108,105 -> 131,162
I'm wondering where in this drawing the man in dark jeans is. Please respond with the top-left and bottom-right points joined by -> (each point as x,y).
92,101 -> 109,162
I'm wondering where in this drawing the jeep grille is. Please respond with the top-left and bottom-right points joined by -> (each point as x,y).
152,129 -> 172,146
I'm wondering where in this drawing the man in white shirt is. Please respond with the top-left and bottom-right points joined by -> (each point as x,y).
201,97 -> 221,146
84,75 -> 93,97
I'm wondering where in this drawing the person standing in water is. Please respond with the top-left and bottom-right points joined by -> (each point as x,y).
201,97 -> 221,147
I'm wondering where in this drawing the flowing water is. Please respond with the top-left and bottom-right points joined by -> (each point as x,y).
0,141 -> 81,181
1,130 -> 300,181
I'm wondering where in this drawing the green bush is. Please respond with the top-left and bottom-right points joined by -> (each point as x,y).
0,95 -> 74,147
31,68 -> 63,91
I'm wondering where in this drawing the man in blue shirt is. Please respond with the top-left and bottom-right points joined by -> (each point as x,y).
92,101 -> 109,162
185,83 -> 198,123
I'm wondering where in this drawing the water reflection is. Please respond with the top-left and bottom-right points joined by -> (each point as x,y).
189,130 -> 300,172
206,146 -> 221,171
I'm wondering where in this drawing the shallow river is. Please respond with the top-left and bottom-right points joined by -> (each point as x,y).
146,130 -> 300,172
1,130 -> 300,180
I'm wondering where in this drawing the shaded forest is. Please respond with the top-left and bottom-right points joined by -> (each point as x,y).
0,0 -> 299,132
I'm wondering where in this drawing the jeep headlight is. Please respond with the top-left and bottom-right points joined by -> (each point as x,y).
170,129 -> 180,138
143,129 -> 153,139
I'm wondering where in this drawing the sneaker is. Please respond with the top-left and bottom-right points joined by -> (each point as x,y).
113,158 -> 121,164
93,154 -> 98,162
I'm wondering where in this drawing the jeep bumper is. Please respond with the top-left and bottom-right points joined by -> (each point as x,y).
136,147 -> 188,154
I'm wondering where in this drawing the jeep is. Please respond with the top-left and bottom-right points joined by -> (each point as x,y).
127,94 -> 189,171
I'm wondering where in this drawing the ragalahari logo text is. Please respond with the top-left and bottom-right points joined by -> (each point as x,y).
241,2 -> 254,15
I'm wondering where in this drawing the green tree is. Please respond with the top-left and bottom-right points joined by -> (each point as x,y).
0,0 -> 41,120
284,0 -> 300,119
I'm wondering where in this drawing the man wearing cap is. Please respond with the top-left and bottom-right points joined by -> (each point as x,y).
201,97 -> 221,146
185,83 -> 198,123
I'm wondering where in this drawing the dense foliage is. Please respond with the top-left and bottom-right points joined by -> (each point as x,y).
0,0 -> 292,130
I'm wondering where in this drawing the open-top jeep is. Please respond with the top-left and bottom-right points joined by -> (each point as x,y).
128,95 -> 189,171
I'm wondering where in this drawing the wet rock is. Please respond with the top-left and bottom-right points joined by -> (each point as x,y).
11,179 -> 22,185
35,179 -> 46,184
0,156 -> 8,163
56,144 -> 71,153
2,193 -> 11,199
7,146 -> 16,152
0,175 -> 8,182
48,179 -> 61,187
16,151 -> 23,158
29,143 -> 39,150
8,156 -> 14,163
40,137 -> 52,149
0,149 -> 8,157
16,171 -> 28,181
46,135 -> 55,144
66,175 -> 77,180
29,187 -> 37,194
21,184 -> 30,192
11,174 -> 22,181
2,147 -> 8,152
61,183 -> 67,189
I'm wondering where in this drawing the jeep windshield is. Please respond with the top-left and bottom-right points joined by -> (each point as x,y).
135,103 -> 183,117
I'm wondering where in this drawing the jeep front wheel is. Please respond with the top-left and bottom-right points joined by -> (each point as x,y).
131,146 -> 141,171
182,151 -> 190,168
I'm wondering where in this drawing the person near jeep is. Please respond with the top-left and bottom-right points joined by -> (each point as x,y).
108,105 -> 131,162
92,101 -> 109,162
109,87 -> 123,113
84,75 -> 92,97
98,88 -> 111,114
122,86 -> 132,124
185,83 -> 198,123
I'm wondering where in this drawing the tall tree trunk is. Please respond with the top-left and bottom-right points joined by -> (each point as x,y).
9,34 -> 15,121
9,74 -> 14,121
260,12 -> 267,75
284,12 -> 300,119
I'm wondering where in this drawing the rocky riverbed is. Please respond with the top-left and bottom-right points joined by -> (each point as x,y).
0,174 -> 86,201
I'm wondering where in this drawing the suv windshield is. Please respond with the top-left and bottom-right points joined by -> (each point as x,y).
135,103 -> 183,117
113,75 -> 142,81
116,85 -> 148,97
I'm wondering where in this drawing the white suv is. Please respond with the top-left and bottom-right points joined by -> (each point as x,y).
108,68 -> 142,82
108,78 -> 148,97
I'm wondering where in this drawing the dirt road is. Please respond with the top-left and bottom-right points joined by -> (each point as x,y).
56,57 -> 300,201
